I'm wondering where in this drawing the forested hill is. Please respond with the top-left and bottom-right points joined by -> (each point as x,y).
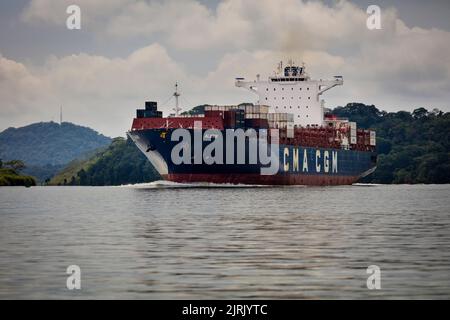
0,122 -> 111,181
50,137 -> 160,186
330,103 -> 450,184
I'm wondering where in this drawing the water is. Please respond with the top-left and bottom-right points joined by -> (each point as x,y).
0,183 -> 449,299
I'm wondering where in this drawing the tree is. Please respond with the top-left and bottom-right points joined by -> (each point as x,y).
332,103 -> 450,184
77,169 -> 88,185
412,107 -> 428,119
0,159 -> 3,169
5,160 -> 26,171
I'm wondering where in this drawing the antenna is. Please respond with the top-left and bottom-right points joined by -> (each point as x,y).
173,82 -> 181,116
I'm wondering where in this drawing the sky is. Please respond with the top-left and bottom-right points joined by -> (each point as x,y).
1,0 -> 450,137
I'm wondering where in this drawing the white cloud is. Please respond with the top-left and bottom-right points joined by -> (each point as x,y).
0,44 -> 196,137
5,0 -> 450,136
0,55 -> 53,121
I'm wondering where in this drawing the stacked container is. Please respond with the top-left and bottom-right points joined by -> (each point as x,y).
223,109 -> 245,128
239,105 -> 269,114
369,131 -> 376,146
267,113 -> 294,129
136,101 -> 162,118
349,122 -> 357,144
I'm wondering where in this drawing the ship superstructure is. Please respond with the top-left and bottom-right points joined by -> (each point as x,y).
235,60 -> 343,127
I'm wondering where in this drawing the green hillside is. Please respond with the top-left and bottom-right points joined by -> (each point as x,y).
0,122 -> 111,182
50,137 -> 160,186
330,104 -> 450,184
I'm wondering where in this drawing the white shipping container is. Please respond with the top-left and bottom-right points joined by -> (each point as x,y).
278,121 -> 288,129
269,113 -> 291,121
370,131 -> 376,146
350,122 -> 357,143
287,129 -> 294,138
245,113 -> 268,119
256,105 -> 269,113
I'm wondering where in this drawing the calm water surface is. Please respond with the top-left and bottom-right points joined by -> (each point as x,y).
0,183 -> 449,299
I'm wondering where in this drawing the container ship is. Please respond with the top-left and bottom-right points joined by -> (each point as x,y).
128,61 -> 377,185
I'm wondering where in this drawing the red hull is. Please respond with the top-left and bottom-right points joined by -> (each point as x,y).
165,173 -> 359,186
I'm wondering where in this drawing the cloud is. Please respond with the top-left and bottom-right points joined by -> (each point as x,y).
0,44 -> 196,137
5,0 -> 450,136
0,55 -> 52,120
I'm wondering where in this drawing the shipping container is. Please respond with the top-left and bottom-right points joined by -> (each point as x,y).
145,101 -> 158,111
350,122 -> 357,144
244,119 -> 269,129
136,109 -> 145,118
144,110 -> 158,118
223,110 -> 236,128
245,113 -> 268,120
205,110 -> 224,118
370,131 -> 376,146
268,113 -> 294,122
287,122 -> 294,138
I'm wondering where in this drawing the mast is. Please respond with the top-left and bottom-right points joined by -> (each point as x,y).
60,106 -> 63,124
173,82 -> 181,116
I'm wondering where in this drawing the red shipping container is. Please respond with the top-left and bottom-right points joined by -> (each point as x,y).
205,110 -> 224,118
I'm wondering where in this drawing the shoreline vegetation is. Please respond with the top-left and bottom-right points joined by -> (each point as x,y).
0,160 -> 36,187
0,121 -> 111,182
49,137 -> 160,186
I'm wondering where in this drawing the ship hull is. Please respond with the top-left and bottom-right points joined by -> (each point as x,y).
165,173 -> 360,186
128,128 -> 377,186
